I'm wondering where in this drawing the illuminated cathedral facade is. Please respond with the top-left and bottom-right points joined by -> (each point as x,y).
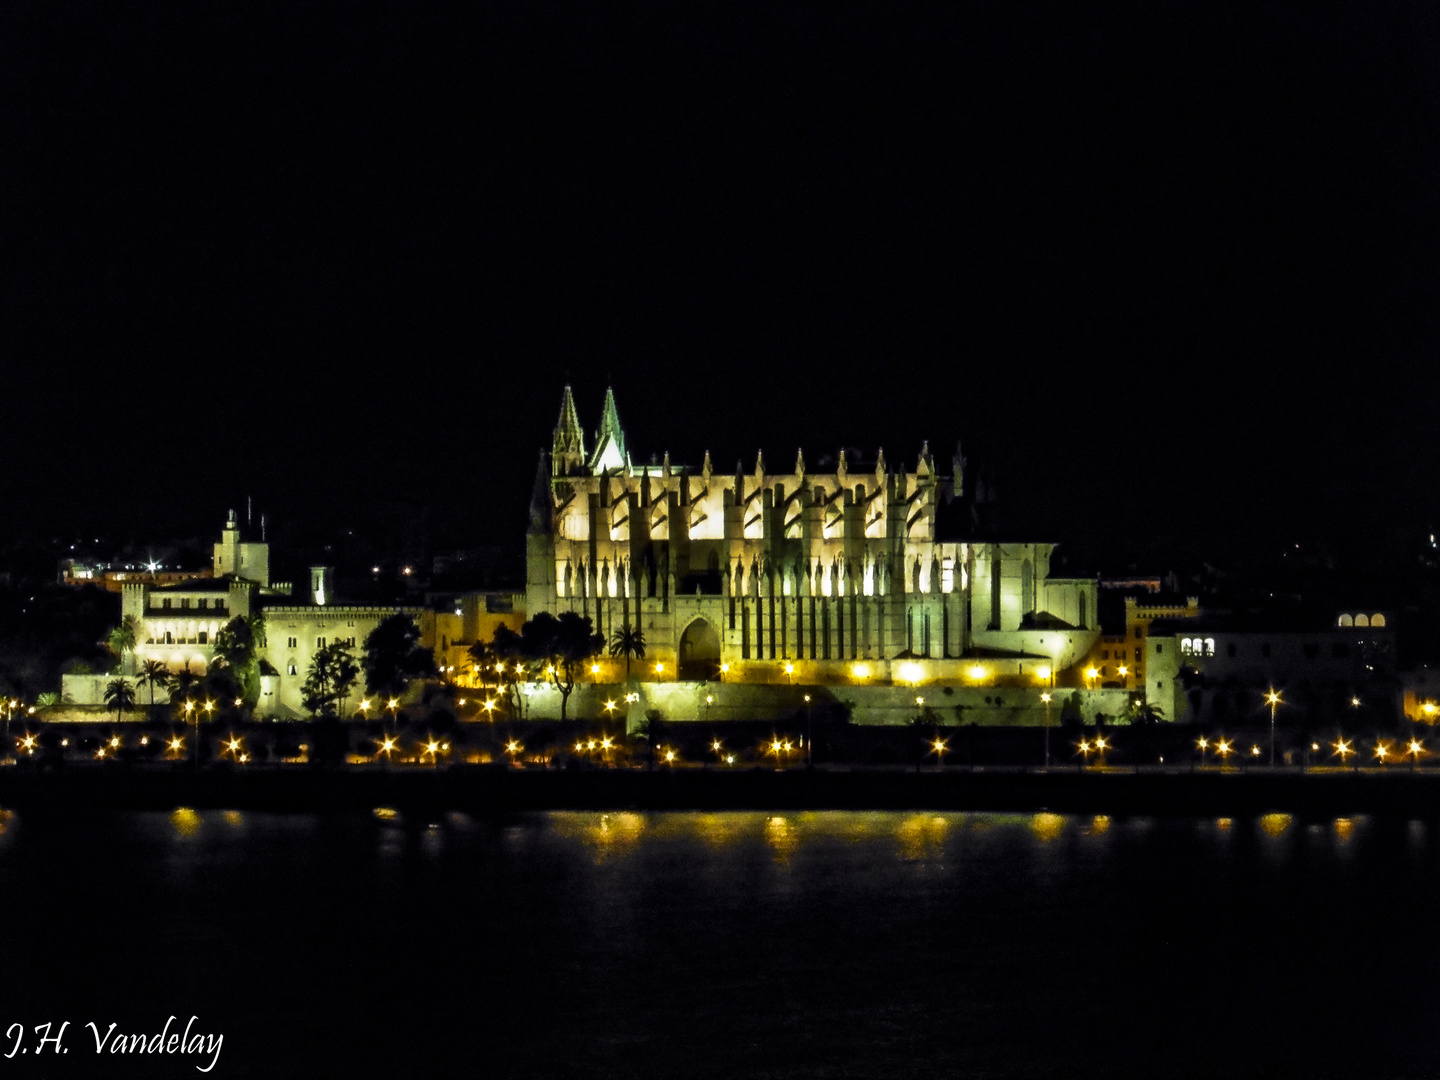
526,387 -> 1100,687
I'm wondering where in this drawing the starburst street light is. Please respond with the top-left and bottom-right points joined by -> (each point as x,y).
1215,737 -> 1233,762
604,699 -> 617,714
1265,688 -> 1282,766
1333,737 -> 1354,763
1408,739 -> 1425,769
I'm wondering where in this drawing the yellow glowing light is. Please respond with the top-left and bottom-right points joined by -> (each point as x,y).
109,736 -> 120,748
140,736 -> 148,746
604,699 -> 617,713
587,740 -> 598,751
183,700 -> 194,713
591,664 -> 600,674
725,754 -> 735,764
425,740 -> 440,756
1250,745 -> 1261,756
1117,665 -> 1128,677
1409,739 -> 1425,757
932,738 -> 948,754
360,700 -> 371,712
1197,736 -> 1210,750
1037,665 -> 1051,681
1374,742 -> 1391,761
1085,667 -> 1099,681
20,735 -> 36,750
1094,735 -> 1109,751
203,700 -> 214,713
482,699 -> 496,713
95,748 -> 105,759
852,663 -> 872,679
506,740 -> 521,755
1216,738 -> 1233,757
664,750 -> 676,763
574,741 -> 586,752
1040,692 -> 1051,704
1079,740 -> 1091,753
711,739 -> 722,752
239,753 -> 249,763
387,698 -> 399,709
379,737 -> 397,755
1266,689 -> 1282,707
720,663 -> 730,674
898,661 -> 925,684
233,697 -> 243,707
547,665 -> 556,676
601,736 -> 613,751
1333,738 -> 1353,759
915,696 -> 925,707
967,664 -> 985,681
226,737 -> 241,753
458,698 -> 466,706
168,737 -> 183,752
1424,702 -> 1437,716
1351,697 -> 1361,707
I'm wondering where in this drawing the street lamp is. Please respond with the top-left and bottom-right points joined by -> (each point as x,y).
785,663 -> 794,686
1040,691 -> 1052,768
803,694 -> 812,768
1265,689 -> 1282,766
1408,738 -> 1425,771
1085,667 -> 1098,689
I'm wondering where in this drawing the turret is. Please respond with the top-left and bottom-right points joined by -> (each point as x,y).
551,385 -> 587,476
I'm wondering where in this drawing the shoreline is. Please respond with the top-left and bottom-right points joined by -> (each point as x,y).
2,766 -> 1439,817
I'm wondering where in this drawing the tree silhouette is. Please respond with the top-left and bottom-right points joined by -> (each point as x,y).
103,677 -> 136,722
519,612 -> 603,721
363,614 -> 437,697
302,642 -> 361,719
608,624 -> 647,680
135,659 -> 171,713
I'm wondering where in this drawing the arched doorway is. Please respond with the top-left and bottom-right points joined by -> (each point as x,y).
679,618 -> 721,681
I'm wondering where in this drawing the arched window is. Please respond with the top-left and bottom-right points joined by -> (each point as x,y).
1371,614 -> 1386,628
1205,638 -> 1215,656
1338,614 -> 1353,627
1180,638 -> 1192,655
1355,614 -> 1369,628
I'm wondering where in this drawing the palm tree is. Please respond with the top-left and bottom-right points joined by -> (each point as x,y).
105,615 -> 141,673
103,678 -> 137,722
609,625 -> 647,681
136,660 -> 172,713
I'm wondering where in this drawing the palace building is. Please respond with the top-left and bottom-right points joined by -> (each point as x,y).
526,386 -> 1101,688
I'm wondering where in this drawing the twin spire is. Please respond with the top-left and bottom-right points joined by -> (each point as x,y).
552,384 -> 630,476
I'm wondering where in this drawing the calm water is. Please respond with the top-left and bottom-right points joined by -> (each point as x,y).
0,807 -> 1437,1078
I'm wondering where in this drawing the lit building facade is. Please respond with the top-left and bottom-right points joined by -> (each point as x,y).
525,386 -> 1100,687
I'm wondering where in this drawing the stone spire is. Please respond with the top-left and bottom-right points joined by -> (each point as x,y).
701,450 -> 713,483
588,386 -> 628,473
528,450 -> 553,535
551,385 -> 586,476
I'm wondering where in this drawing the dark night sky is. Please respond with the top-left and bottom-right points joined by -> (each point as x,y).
3,1 -> 1437,565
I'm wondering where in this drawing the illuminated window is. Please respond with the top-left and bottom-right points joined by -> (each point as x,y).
1338,614 -> 1354,628
941,558 -> 954,593
1205,638 -> 1215,656
1355,615 -> 1369,628
287,664 -> 297,676
1371,614 -> 1386,628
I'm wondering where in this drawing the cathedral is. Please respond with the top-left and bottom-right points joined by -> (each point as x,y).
526,387 -> 1099,688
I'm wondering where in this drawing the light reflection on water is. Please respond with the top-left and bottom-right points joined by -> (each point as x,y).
0,806 -> 1437,1078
